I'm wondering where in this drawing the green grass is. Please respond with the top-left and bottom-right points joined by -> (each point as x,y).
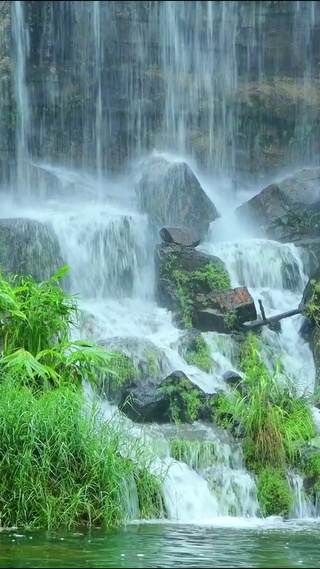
257,467 -> 293,517
213,333 -> 317,515
0,379 -> 165,529
185,334 -> 213,373
0,267 -> 165,529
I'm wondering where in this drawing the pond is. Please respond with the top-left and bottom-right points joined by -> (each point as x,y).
1,518 -> 320,568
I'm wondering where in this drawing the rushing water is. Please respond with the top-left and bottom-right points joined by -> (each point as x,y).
1,3 -> 320,565
1,522 -> 320,568
0,157 -> 318,524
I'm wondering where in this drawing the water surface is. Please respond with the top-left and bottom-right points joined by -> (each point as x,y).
1,520 -> 320,568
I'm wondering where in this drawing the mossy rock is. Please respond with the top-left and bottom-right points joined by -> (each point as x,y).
155,242 -> 230,328
257,467 -> 293,517
157,370 -> 216,424
0,218 -> 66,282
98,337 -> 171,404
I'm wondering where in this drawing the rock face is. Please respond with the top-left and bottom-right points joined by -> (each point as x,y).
236,168 -> 320,243
136,156 -> 219,239
160,226 -> 200,248
155,238 -> 256,332
0,218 -> 66,281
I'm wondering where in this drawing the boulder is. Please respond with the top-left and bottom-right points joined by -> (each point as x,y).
194,288 -> 257,333
97,337 -> 172,404
236,168 -> 320,243
120,370 -> 215,424
0,218 -> 66,282
223,370 -> 243,396
136,155 -> 219,239
159,226 -> 200,247
155,242 -> 231,329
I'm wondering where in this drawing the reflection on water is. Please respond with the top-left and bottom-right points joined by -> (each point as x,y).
1,521 -> 320,568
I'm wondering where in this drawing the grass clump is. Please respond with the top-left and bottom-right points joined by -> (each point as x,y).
0,267 -> 165,529
214,333 -> 316,516
0,379 -> 164,529
185,334 -> 213,373
158,376 -> 203,424
134,467 -> 166,519
257,467 -> 293,517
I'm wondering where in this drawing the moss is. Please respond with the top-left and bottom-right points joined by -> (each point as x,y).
169,439 -> 216,470
185,335 -> 213,372
146,354 -> 158,378
171,263 -> 231,328
257,467 -> 293,517
101,352 -> 138,401
158,377 -> 203,424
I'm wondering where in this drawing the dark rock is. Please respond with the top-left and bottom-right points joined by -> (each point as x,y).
136,156 -> 220,239
159,226 -> 200,247
223,370 -> 243,388
119,379 -> 169,423
119,370 -> 216,424
223,370 -> 243,397
0,218 -> 66,282
97,337 -> 171,404
295,238 -> 320,278
236,168 -> 320,243
194,287 -> 257,333
155,242 -> 225,275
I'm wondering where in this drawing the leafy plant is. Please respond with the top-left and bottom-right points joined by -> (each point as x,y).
0,267 -> 115,390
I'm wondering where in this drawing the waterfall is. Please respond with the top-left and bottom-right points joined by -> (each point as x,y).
3,1 -> 318,179
2,2 -> 320,525
12,0 -> 31,188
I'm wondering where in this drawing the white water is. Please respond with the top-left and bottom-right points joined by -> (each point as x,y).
0,156 -> 318,524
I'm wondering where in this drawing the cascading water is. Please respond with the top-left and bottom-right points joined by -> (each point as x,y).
2,1 -> 318,179
2,1 -> 320,526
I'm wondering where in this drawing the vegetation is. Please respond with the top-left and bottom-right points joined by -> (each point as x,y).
304,279 -> 320,330
185,334 -> 213,372
170,263 -> 231,328
256,467 -> 293,517
0,266 -> 116,390
0,379 -> 164,529
100,352 -> 137,401
0,267 -> 164,529
214,333 -> 317,516
158,376 -> 204,423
